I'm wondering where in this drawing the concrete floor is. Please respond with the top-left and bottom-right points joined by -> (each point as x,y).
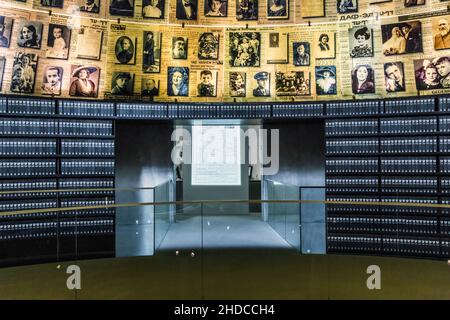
159,215 -> 292,250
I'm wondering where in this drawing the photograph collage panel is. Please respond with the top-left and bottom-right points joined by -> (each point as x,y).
176,0 -> 198,20
229,32 -> 260,67
143,31 -> 162,73
197,70 -> 217,97
414,57 -> 450,90
315,66 -> 336,95
267,0 -> 288,20
172,37 -> 188,59
141,78 -> 160,96
109,0 -> 135,17
69,65 -> 100,97
314,32 -> 335,59
10,52 -> 38,94
351,64 -> 375,94
0,16 -> 13,48
349,25 -> 374,58
337,0 -> 357,14
293,42 -> 310,66
384,62 -> 405,93
236,0 -> 258,20
168,67 -> 189,96
41,66 -> 63,96
381,21 -> 423,56
115,36 -> 136,65
76,28 -> 103,60
142,0 -> 165,19
46,24 -> 71,60
0,57 -> 5,91
79,0 -> 100,13
432,15 -> 450,50
204,0 -> 228,17
229,72 -> 246,97
251,71 -> 270,97
17,20 -> 43,49
198,33 -> 219,60
111,72 -> 134,95
275,71 -> 310,96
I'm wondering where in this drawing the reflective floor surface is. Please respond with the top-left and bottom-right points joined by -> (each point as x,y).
0,250 -> 449,300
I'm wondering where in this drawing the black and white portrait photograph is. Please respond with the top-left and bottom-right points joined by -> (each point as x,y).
142,78 -> 159,96
229,72 -> 246,97
111,72 -> 134,95
10,52 -> 38,94
142,0 -> 165,18
267,0 -> 288,19
41,0 -> 64,8
337,0 -> 357,14
293,42 -> 310,66
46,24 -> 71,60
314,32 -> 335,59
351,65 -> 375,94
79,0 -> 100,13
17,21 -> 43,49
0,16 -> 13,48
69,65 -> 100,97
176,0 -> 197,20
41,66 -> 63,96
275,71 -> 310,96
197,70 -> 217,97
198,33 -> 219,60
143,31 -> 161,73
251,71 -> 270,97
414,57 -> 450,90
168,67 -> 189,96
349,26 -> 373,58
205,0 -> 227,17
384,62 -> 405,93
115,36 -> 136,64
229,32 -> 260,67
172,36 -> 188,59
109,0 -> 134,16
0,57 -> 5,91
381,21 -> 423,55
404,0 -> 425,7
315,66 -> 337,95
236,0 -> 257,20
432,16 -> 450,50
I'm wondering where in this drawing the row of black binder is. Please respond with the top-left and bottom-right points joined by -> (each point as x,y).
0,139 -> 57,156
328,216 -> 439,235
381,117 -> 437,134
60,101 -> 114,117
60,160 -> 115,176
59,120 -> 113,137
61,139 -> 115,156
325,119 -> 378,136
0,160 -> 56,177
326,101 -> 379,116
0,199 -> 57,212
384,98 -> 435,114
0,96 -> 447,118
7,99 -> 55,115
272,103 -> 323,118
380,157 -> 436,173
326,158 -> 378,173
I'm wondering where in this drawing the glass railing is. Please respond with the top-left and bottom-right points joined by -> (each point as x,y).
264,179 -> 326,254
0,185 -> 449,268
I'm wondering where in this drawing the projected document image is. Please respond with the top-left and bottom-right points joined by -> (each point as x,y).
192,125 -> 241,186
